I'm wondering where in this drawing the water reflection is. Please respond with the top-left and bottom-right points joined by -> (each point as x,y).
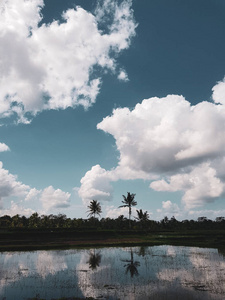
0,246 -> 225,299
87,249 -> 102,270
122,248 -> 140,277
136,245 -> 147,257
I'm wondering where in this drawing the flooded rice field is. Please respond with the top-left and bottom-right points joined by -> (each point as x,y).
0,245 -> 225,299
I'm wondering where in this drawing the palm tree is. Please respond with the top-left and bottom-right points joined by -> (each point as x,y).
119,192 -> 137,228
136,209 -> 149,221
136,209 -> 149,229
87,200 -> 102,219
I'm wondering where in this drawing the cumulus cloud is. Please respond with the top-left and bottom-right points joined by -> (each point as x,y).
212,77 -> 225,105
0,142 -> 10,152
78,162 -> 151,206
79,80 -> 225,209
157,201 -> 180,218
0,0 -> 136,123
0,201 -> 35,217
25,188 -> 41,202
0,161 -> 33,213
40,186 -> 71,212
0,161 -> 30,201
78,165 -> 114,205
98,95 -> 225,174
105,205 -> 128,218
0,162 -> 71,215
118,69 -> 129,81
152,163 -> 224,208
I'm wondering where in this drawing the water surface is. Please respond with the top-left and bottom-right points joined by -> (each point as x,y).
1,245 -> 225,299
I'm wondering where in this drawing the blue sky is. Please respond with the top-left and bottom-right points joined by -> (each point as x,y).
1,0 -> 225,220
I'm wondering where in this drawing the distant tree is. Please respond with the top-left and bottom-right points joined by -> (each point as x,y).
198,216 -> 208,222
216,216 -> 225,222
11,214 -> 23,228
169,216 -> 179,229
54,213 -> 67,228
0,215 -> 11,228
136,209 -> 149,222
28,213 -> 40,228
119,192 -> 137,228
135,209 -> 149,229
87,200 -> 102,219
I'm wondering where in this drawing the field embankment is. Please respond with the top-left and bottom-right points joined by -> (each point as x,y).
0,228 -> 225,252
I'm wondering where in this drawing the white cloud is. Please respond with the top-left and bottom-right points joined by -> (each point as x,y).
0,162 -> 72,216
78,165 -> 114,205
40,186 -> 71,211
151,163 -> 224,209
118,69 -> 129,81
25,188 -> 41,201
0,201 -> 35,217
98,95 -> 225,175
157,201 -> 180,218
212,77 -> 225,105
0,161 -> 30,202
0,142 -> 10,152
105,205 -> 128,218
79,80 -> 225,209
188,209 -> 225,220
0,0 -> 136,123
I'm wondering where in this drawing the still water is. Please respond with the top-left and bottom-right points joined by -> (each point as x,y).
0,245 -> 225,300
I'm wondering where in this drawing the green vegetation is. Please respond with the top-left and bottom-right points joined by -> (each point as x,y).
0,217 -> 225,251
0,193 -> 224,251
1,211 -> 225,232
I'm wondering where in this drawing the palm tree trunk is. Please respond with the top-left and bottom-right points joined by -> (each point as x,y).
129,206 -> 131,228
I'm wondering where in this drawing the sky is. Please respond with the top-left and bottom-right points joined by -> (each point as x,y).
1,0 -> 225,221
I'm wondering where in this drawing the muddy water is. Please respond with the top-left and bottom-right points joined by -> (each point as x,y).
0,245 -> 225,299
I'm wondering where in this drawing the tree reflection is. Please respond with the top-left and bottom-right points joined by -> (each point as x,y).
122,248 -> 140,278
87,249 -> 101,270
137,246 -> 147,257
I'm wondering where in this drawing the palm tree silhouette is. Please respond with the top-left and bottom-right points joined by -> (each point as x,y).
136,209 -> 149,221
136,209 -> 149,229
119,192 -> 137,228
87,200 -> 102,219
122,248 -> 140,278
87,249 -> 102,270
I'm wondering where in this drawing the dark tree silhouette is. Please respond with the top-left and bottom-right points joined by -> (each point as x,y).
87,250 -> 102,270
87,200 -> 102,219
136,209 -> 149,229
119,192 -> 137,228
122,248 -> 140,278
136,209 -> 149,221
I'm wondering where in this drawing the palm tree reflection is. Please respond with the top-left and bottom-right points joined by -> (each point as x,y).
87,249 -> 102,270
122,248 -> 140,278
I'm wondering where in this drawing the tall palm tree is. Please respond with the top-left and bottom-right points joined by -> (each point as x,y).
119,192 -> 137,228
87,200 -> 102,219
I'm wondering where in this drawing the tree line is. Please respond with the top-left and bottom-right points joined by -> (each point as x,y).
0,192 -> 225,230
